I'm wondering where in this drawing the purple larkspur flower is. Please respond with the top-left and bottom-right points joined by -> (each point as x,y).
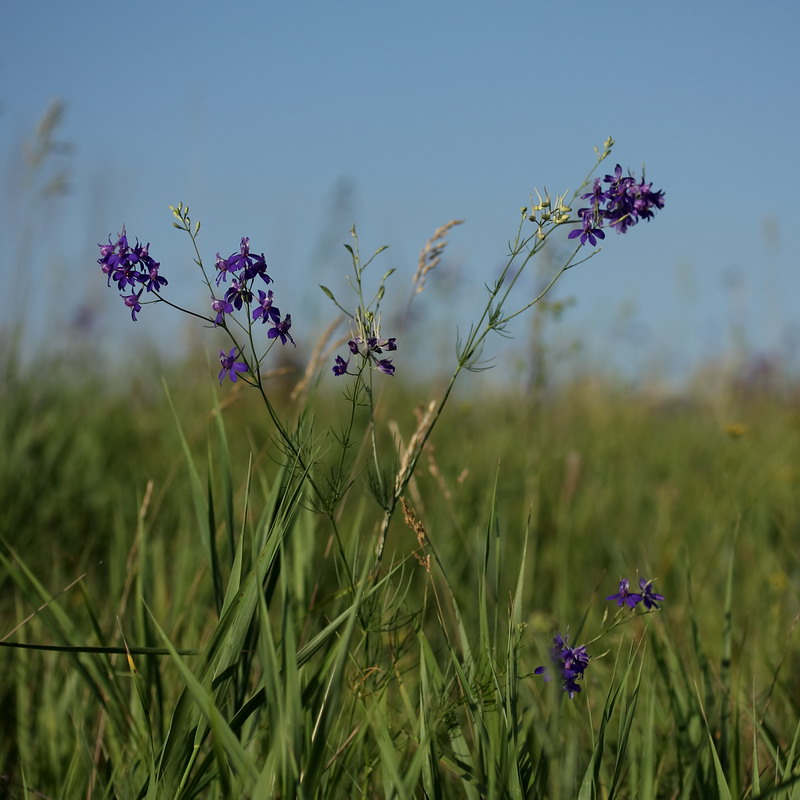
606,578 -> 642,608
215,237 -> 272,285
333,332 -> 398,376
569,212 -> 606,247
581,177 -> 608,207
123,288 -> 143,321
98,227 -> 167,319
214,251 -> 234,285
218,348 -> 248,384
568,165 -> 664,245
606,576 -> 665,611
535,633 -> 590,699
367,336 -> 397,353
224,279 -> 253,311
332,355 -> 349,375
143,262 -> 167,293
210,296 -> 233,326
268,314 -> 295,345
252,289 -> 281,325
603,165 -> 664,234
638,578 -> 664,610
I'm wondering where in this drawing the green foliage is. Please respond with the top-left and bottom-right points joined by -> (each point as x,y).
2,359 -> 800,798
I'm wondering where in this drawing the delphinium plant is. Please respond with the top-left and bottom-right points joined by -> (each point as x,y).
93,138 -> 668,797
3,138 -> 682,799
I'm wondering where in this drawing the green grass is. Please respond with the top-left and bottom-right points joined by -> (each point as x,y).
2,350 -> 800,799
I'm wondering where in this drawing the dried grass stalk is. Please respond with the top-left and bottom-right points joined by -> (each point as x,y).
412,220 -> 464,296
401,496 -> 430,572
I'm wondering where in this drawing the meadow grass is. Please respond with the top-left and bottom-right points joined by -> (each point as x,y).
2,350 -> 800,799
4,123 -> 800,798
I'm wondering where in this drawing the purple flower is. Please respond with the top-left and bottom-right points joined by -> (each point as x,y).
535,634 -> 590,699
607,576 -> 665,611
98,227 -> 167,319
332,355 -> 349,375
252,289 -> 281,325
224,279 -> 253,311
606,578 -> 642,608
569,211 -> 606,247
334,332 -> 398,376
215,237 -> 272,285
143,262 -> 167,293
210,296 -> 233,326
367,336 -> 397,353
581,177 -> 608,207
568,165 -> 664,245
214,252 -> 234,285
268,314 -> 295,345
123,289 -> 143,321
218,348 -> 248,384
638,578 -> 664,610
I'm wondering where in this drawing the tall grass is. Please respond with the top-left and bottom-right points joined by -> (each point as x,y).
2,353 -> 800,798
3,116 -> 800,797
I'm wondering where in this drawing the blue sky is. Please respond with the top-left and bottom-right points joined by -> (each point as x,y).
2,1 -> 798,382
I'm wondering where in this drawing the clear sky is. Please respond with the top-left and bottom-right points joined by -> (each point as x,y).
2,1 -> 798,383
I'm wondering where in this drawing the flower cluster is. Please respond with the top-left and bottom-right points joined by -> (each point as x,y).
99,226 -> 296,385
333,333 -> 397,377
606,577 -> 664,610
210,237 -> 294,346
97,227 -> 167,320
535,634 -> 590,699
218,348 -> 248,384
569,165 -> 665,246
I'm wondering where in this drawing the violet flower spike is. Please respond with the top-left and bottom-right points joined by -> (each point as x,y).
218,348 -> 248,384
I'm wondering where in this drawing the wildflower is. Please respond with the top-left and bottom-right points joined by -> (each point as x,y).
218,348 -> 248,384
123,288 -> 143,321
332,355 -> 349,375
606,578 -> 642,608
215,237 -> 272,285
224,279 -> 253,311
143,262 -> 168,293
367,336 -> 397,353
98,227 -> 166,319
252,289 -> 281,325
535,633 -> 590,699
606,576 -> 665,611
210,296 -> 233,326
568,211 -> 606,247
569,165 -> 664,245
334,332 -> 398,376
268,314 -> 295,345
214,251 -> 234,285
638,578 -> 664,610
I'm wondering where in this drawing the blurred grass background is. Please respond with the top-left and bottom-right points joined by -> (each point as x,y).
2,102 -> 800,798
